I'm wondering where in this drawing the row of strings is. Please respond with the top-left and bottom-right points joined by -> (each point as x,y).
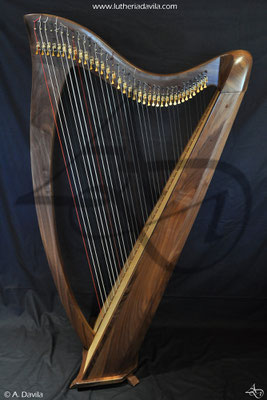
35,18 -> 211,319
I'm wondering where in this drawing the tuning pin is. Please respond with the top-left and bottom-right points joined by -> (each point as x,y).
189,88 -> 193,99
185,89 -> 189,101
142,93 -> 147,105
156,95 -> 161,107
56,43 -> 61,57
132,88 -> 137,101
111,71 -> 116,85
41,42 -> 46,56
152,94 -> 156,107
106,66 -> 110,80
169,94 -> 173,106
117,77 -> 122,90
52,43 -> 56,57
100,61 -> 105,75
204,76 -> 208,89
35,41 -> 40,55
165,96 -> 169,107
95,58 -> 99,72
178,93 -> 182,104
67,45 -> 72,59
62,43 -> 66,58
46,42 -> 51,56
84,51 -> 89,65
77,50 -> 83,63
72,48 -> 77,61
68,44 -> 72,59
147,94 -> 152,106
123,82 -> 127,94
89,57 -> 94,70
128,86 -> 132,98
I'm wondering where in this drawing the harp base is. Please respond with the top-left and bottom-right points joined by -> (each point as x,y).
70,348 -> 139,389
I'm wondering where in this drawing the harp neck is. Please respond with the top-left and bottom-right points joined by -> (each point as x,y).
25,13 -> 222,107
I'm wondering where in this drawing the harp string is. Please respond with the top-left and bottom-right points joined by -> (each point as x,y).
35,18 -> 103,311
112,81 -> 142,238
35,16 -> 212,319
195,91 -> 200,121
77,52 -> 124,287
162,108 -> 172,176
145,106 -> 161,196
170,106 -> 178,160
72,51 -> 121,292
184,101 -> 190,144
172,106 -> 181,160
101,69 -> 138,243
84,53 -> 130,274
135,102 -> 157,205
167,107 -> 178,164
82,52 -> 132,277
43,21 -> 109,310
140,104 -> 160,200
141,103 -> 158,201
160,107 -> 172,176
58,28 -> 117,307
199,88 -> 204,115
55,27 -> 118,301
175,104 -> 184,152
129,100 -> 150,206
202,89 -> 207,110
114,88 -> 141,236
117,90 -> 146,226
63,30 -> 123,294
155,107 -> 169,183
121,92 -> 149,224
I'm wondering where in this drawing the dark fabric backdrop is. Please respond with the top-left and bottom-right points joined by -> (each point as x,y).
1,0 -> 267,399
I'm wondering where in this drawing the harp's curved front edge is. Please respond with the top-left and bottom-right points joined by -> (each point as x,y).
25,17 -> 95,348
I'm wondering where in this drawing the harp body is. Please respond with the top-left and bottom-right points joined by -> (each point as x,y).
24,13 -> 252,389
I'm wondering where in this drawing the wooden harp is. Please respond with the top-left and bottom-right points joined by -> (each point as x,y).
24,13 -> 252,389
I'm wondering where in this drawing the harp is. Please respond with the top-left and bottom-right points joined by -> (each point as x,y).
24,13 -> 252,389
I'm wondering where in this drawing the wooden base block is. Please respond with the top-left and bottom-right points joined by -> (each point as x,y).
127,374 -> 139,387
70,348 -> 138,389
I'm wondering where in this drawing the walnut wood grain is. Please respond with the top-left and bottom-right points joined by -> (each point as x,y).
71,91 -> 247,388
25,17 -> 94,348
24,13 -> 252,389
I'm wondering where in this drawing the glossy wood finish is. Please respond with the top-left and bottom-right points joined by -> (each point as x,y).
25,18 -> 94,349
25,13 -> 252,388
25,13 -> 219,91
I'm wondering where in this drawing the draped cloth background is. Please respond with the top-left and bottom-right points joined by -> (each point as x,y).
1,0 -> 267,399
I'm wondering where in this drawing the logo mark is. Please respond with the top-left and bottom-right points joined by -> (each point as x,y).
246,384 -> 264,399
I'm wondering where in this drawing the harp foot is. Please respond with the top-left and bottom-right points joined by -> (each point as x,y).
70,348 -> 139,389
70,374 -> 130,389
127,374 -> 139,387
